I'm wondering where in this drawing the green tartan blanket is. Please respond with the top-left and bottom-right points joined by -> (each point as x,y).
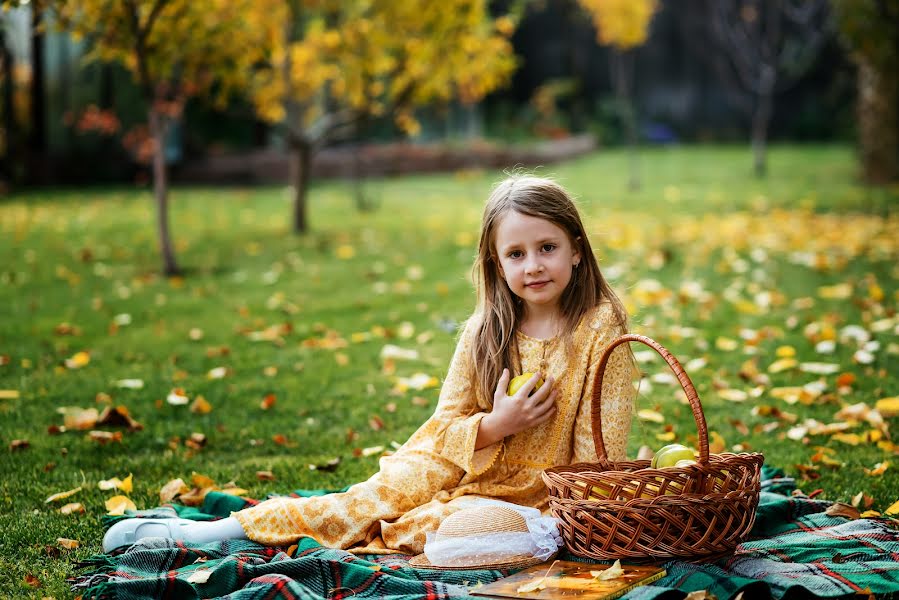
72,466 -> 899,599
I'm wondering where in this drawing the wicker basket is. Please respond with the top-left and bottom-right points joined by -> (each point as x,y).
542,334 -> 764,562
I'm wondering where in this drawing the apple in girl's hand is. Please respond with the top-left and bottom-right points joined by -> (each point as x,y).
507,372 -> 544,396
651,444 -> 697,468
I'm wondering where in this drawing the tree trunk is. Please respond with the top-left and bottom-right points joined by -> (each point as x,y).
751,91 -> 773,178
288,137 -> 312,234
612,50 -> 640,191
1,26 -> 15,186
148,108 -> 181,276
856,55 -> 898,184
28,2 -> 47,182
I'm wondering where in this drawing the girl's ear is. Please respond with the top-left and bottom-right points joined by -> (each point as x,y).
572,237 -> 582,267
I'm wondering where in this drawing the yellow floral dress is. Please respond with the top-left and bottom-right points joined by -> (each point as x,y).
234,303 -> 637,553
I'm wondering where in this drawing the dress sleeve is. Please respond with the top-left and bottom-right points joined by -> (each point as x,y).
570,311 -> 637,464
408,315 -> 504,477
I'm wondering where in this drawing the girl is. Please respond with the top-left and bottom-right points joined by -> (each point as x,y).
103,174 -> 637,554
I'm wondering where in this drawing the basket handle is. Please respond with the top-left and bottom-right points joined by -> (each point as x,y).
591,333 -> 710,463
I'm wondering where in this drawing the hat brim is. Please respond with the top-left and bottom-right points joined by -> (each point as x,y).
407,551 -> 554,572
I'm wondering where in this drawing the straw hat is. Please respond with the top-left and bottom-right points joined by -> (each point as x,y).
408,505 -> 556,570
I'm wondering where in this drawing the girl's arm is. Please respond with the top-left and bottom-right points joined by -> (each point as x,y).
475,369 -> 557,449
413,316 -> 507,476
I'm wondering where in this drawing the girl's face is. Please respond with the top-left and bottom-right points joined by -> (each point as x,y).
493,211 -> 580,313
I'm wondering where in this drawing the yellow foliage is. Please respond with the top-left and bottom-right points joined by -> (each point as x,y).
578,0 -> 659,49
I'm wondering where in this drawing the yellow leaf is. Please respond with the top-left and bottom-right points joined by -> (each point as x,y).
859,510 -> 881,518
60,502 -> 85,515
875,397 -> 899,418
65,351 -> 91,369
105,495 -> 136,516
864,461 -> 890,476
45,486 -> 83,503
715,337 -> 738,351
637,409 -> 664,423
192,473 -> 216,488
592,559 -> 625,580
190,395 -> 213,414
120,473 -> 133,494
335,244 -> 355,259
768,358 -> 798,373
818,283 -> 852,299
775,346 -> 796,358
656,431 -> 676,441
57,538 -> 80,549
885,499 -> 899,516
220,487 -> 249,496
160,478 -> 189,503
709,431 -> 726,454
831,433 -> 862,446
0,389 -> 20,399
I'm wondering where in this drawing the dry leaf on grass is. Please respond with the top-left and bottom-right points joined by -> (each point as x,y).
45,486 -> 82,503
105,495 -> 137,515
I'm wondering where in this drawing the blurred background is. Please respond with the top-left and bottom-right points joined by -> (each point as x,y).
1,0 -> 894,197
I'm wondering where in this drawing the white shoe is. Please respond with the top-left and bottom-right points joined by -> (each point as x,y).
102,517 -> 195,552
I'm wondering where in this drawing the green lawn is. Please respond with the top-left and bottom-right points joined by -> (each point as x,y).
1,144 -> 897,597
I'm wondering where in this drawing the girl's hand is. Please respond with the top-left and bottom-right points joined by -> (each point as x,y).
483,369 -> 558,441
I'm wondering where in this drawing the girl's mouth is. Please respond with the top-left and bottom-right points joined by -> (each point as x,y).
526,281 -> 549,289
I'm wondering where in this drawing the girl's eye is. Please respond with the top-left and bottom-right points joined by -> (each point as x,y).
508,250 -> 523,259
542,244 -> 556,252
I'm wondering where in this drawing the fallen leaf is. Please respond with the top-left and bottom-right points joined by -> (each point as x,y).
768,358 -> 798,373
59,406 -> 99,430
256,470 -> 276,481
380,345 -> 419,361
60,502 -> 85,515
369,415 -> 384,431
88,430 -> 123,444
825,503 -> 860,519
10,439 -> 29,451
160,478 -> 188,503
637,409 -> 664,423
260,394 -> 276,410
220,486 -> 249,496
864,461 -> 890,476
23,574 -> 41,588
885,500 -> 899,516
307,457 -> 341,472
98,405 -> 143,430
105,495 -> 136,515
45,486 -> 83,503
114,379 -> 144,389
876,397 -> 899,418
167,388 -> 190,405
190,395 -> 213,414
207,366 -> 229,379
591,559 -> 625,580
186,569 -> 212,584
0,389 -> 21,399
65,351 -> 91,369
57,538 -> 80,549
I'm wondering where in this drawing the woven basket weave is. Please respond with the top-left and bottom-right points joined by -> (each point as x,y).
542,334 -> 764,561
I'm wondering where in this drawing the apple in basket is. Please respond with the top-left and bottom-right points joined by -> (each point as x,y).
651,444 -> 697,468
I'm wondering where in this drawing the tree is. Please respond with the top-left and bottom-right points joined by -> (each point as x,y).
246,0 -> 517,234
57,0 -> 263,275
578,0 -> 659,191
831,0 -> 899,184
708,0 -> 829,178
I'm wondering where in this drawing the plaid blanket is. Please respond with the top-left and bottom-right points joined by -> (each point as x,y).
72,466 -> 899,599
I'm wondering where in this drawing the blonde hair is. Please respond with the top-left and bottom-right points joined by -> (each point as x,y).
470,174 -> 629,408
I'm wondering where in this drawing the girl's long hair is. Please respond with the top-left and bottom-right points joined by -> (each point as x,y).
470,175 -> 629,409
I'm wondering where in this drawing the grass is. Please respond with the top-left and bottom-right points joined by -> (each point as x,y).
1,144 -> 898,597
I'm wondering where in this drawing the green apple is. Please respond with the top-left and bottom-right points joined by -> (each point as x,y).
652,444 -> 697,468
674,459 -> 697,468
507,372 -> 544,396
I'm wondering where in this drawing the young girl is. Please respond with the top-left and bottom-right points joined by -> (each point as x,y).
103,174 -> 637,554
